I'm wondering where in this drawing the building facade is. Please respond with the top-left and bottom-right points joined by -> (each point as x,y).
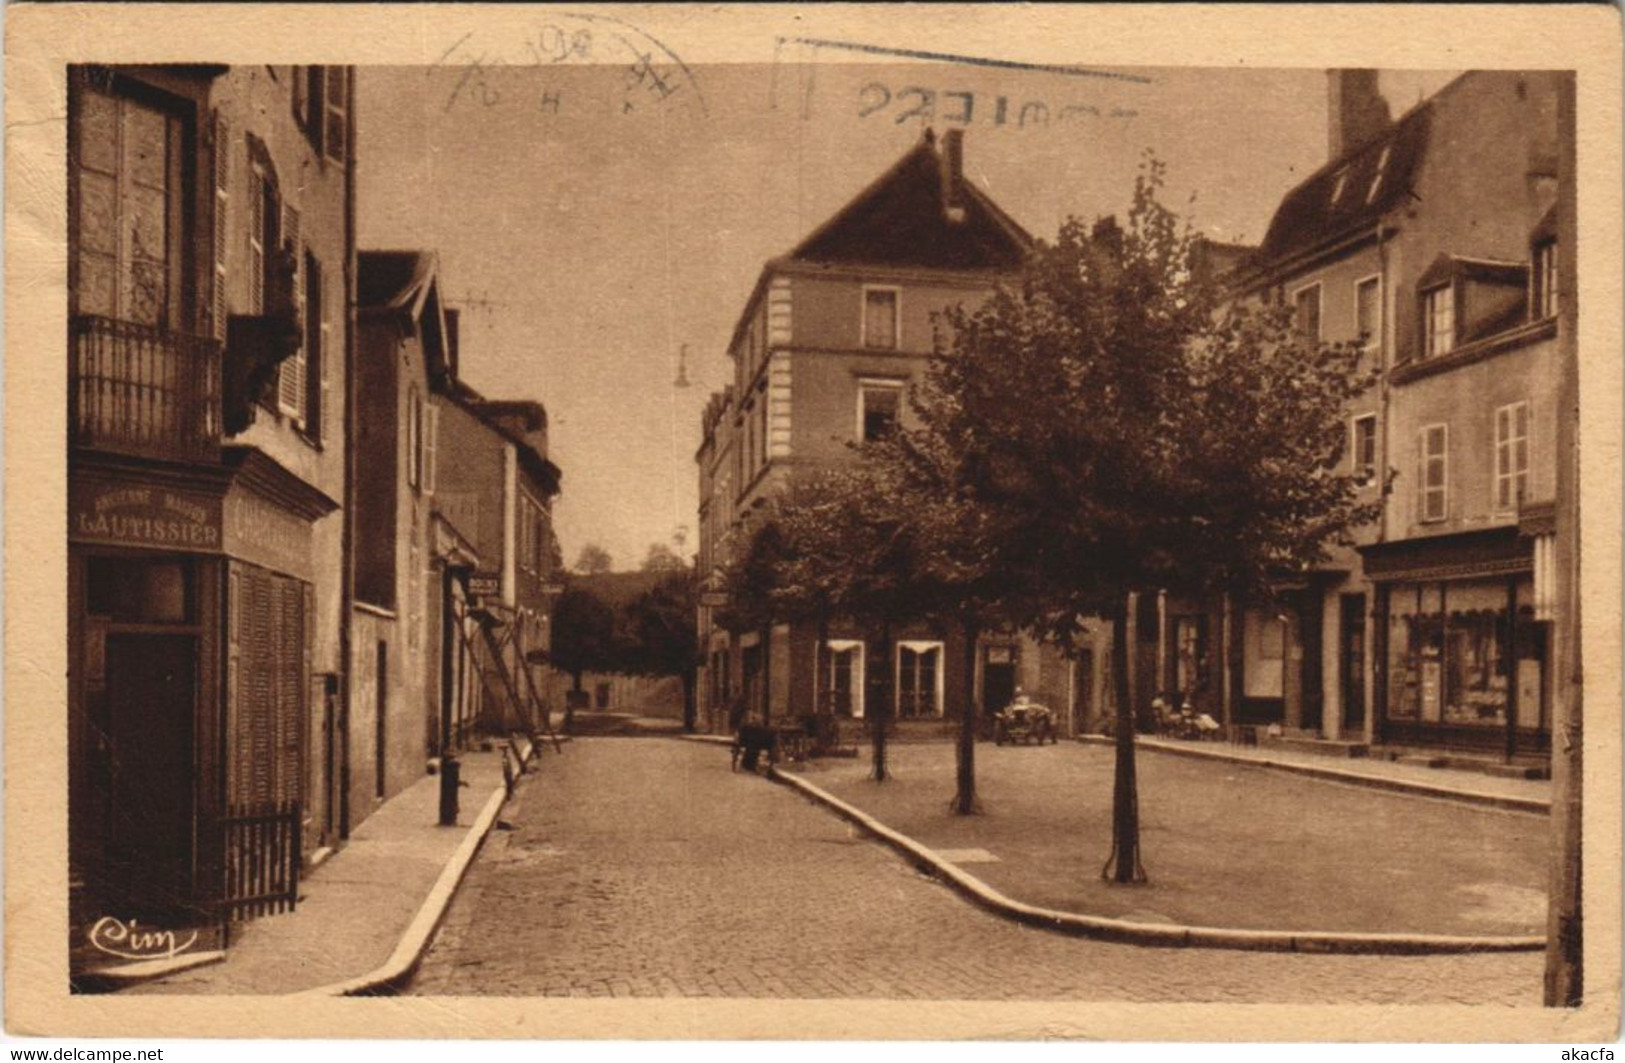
1216,70 -> 1571,756
696,130 -> 1105,737
67,64 -> 352,949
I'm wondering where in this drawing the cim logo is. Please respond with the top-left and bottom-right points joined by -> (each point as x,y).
88,916 -> 198,962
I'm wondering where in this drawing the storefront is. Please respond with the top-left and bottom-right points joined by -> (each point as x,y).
69,452 -> 335,965
1362,527 -> 1550,755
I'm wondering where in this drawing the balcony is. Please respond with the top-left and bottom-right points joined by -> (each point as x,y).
71,314 -> 222,463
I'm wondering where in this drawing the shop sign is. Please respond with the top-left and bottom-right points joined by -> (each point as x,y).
71,482 -> 222,551
468,572 -> 502,597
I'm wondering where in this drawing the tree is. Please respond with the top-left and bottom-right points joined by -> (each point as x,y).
641,542 -> 687,573
869,426 -> 1028,814
764,465 -> 930,781
549,586 -> 617,731
918,156 -> 1378,881
574,543 -> 613,574
621,567 -> 702,732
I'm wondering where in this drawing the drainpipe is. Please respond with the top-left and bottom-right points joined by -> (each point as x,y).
337,67 -> 358,839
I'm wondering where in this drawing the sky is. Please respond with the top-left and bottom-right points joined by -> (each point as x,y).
357,58 -> 1455,572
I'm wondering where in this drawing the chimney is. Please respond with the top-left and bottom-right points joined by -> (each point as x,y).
940,128 -> 966,224
1327,70 -> 1392,160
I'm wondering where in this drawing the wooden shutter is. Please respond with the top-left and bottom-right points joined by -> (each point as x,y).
278,204 -> 306,420
212,113 -> 232,341
423,402 -> 439,494
324,67 -> 347,164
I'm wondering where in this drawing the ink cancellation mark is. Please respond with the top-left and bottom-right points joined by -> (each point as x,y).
772,37 -> 1146,126
434,11 -> 706,118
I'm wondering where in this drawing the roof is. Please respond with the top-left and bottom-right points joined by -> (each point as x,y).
785,130 -> 1033,271
1254,102 -> 1432,265
358,250 -> 438,316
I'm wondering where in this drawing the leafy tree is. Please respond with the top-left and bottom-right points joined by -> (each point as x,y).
641,542 -> 687,573
868,427 -> 1029,814
573,543 -> 614,574
549,586 -> 617,731
919,157 -> 1378,881
621,566 -> 702,732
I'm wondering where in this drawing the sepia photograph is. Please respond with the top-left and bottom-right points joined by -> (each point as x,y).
5,2 -> 1621,1045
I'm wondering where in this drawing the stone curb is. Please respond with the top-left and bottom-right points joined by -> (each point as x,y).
765,764 -> 1544,955
73,950 -> 229,993
297,738 -> 538,997
1076,735 -> 1550,816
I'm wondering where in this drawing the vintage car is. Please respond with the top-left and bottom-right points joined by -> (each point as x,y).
993,699 -> 1058,745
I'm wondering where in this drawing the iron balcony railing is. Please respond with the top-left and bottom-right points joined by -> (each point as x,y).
70,314 -> 222,462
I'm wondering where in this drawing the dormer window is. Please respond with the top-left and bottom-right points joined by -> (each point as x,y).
1421,283 -> 1455,358
1366,145 -> 1392,204
1329,168 -> 1350,206
1532,239 -> 1558,319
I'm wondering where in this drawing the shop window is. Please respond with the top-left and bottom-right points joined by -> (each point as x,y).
1384,580 -> 1536,728
862,287 -> 899,349
858,380 -> 903,442
87,557 -> 192,624
1419,423 -> 1449,523
1174,615 -> 1209,698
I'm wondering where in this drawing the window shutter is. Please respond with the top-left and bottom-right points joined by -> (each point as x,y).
291,66 -> 306,129
324,67 -> 347,164
212,113 -> 232,341
248,163 -> 265,315
278,203 -> 306,420
424,402 -> 439,495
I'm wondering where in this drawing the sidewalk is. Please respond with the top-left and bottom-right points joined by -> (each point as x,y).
764,739 -> 1549,944
125,743 -> 530,995
1093,734 -> 1551,812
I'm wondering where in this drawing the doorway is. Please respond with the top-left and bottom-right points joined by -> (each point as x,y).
103,633 -> 196,921
981,645 -> 1016,717
1340,593 -> 1367,733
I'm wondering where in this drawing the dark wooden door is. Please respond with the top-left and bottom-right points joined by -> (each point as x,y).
103,633 -> 196,921
1300,590 -> 1325,732
1341,593 -> 1367,732
982,656 -> 1016,717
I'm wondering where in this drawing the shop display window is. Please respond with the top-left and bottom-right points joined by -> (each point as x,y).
1384,577 -> 1539,728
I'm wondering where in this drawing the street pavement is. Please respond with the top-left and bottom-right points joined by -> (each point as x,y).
411,738 -> 1542,1003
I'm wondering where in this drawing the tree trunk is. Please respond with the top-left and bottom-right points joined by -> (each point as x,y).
681,668 -> 697,734
1103,593 -> 1147,883
951,617 -> 981,815
870,621 -> 891,782
760,622 -> 773,724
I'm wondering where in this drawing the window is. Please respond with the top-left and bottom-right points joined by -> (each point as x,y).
518,495 -> 547,574
1421,284 -> 1455,358
857,379 -> 904,442
1355,276 -> 1381,353
1494,402 -> 1529,512
1366,145 -> 1392,204
863,287 -> 899,349
1532,240 -> 1558,319
896,641 -> 943,718
1293,284 -> 1322,345
1329,167 -> 1349,206
1419,423 -> 1449,523
295,66 -> 348,164
276,207 -> 305,420
821,639 -> 865,718
74,85 -> 183,327
1351,414 -> 1377,484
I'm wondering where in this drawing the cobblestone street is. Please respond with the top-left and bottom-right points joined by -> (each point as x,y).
412,739 -> 1543,1003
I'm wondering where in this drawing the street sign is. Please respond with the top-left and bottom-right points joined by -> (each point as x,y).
468,573 -> 502,597
699,591 -> 729,608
